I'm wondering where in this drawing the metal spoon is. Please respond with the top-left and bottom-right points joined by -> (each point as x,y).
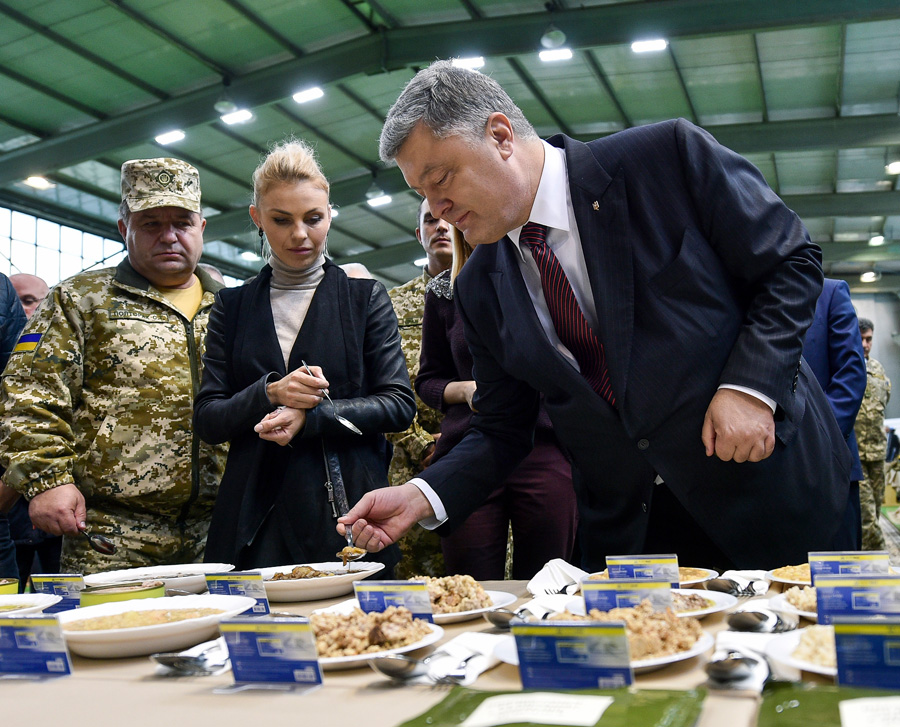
82,530 -> 116,555
369,650 -> 448,680
483,607 -> 533,630
706,578 -> 764,597
727,608 -> 798,633
151,643 -> 228,675
705,651 -> 760,681
301,360 -> 362,435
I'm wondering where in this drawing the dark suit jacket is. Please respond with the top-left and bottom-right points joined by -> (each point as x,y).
802,278 -> 866,481
420,119 -> 852,570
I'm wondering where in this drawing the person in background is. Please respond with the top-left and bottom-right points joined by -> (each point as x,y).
854,317 -> 891,550
385,199 -> 450,578
194,139 -> 414,572
0,272 -> 26,581
9,274 -> 49,320
339,262 -> 373,279
417,226 -> 577,579
0,158 -> 228,574
197,263 -> 226,285
341,60 -> 857,570
801,279 -> 866,548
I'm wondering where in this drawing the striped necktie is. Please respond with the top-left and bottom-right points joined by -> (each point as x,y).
520,222 -> 615,405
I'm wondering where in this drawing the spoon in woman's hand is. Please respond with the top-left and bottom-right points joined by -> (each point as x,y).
301,360 -> 362,435
82,529 -> 116,555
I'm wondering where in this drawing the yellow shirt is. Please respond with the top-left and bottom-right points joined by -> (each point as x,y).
154,275 -> 203,319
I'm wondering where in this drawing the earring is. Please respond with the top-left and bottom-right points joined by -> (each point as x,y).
258,226 -> 264,257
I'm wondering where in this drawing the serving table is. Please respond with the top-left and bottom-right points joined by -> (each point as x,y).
3,579 -> 827,727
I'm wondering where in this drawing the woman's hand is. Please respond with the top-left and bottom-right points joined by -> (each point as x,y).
255,406 -> 306,446
266,364 -> 329,409
443,380 -> 477,412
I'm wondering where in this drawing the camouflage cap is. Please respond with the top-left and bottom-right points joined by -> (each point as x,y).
120,158 -> 201,214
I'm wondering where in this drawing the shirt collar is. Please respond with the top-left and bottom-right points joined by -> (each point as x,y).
508,140 -> 570,256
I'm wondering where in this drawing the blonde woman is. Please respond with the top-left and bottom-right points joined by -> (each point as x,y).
415,226 -> 577,579
194,139 -> 414,571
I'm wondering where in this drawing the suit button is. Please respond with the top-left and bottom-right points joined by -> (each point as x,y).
637,439 -> 649,450
641,502 -> 648,512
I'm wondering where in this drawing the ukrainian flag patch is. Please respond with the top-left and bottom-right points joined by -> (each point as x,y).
13,332 -> 42,353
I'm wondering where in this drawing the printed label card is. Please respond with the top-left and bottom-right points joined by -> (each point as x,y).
582,578 -> 673,613
353,580 -> 433,622
0,615 -> 71,679
29,575 -> 84,613
605,554 -> 679,588
206,572 -> 269,615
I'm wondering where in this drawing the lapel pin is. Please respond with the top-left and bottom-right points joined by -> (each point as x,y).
592,201 -> 599,210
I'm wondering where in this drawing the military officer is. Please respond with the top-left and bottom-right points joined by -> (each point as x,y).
0,158 -> 228,573
854,317 -> 891,550
386,199 -> 452,577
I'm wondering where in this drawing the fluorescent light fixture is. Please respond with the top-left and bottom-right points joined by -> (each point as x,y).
860,271 -> 881,283
23,176 -> 54,190
414,257 -> 428,267
886,161 -> 900,175
453,56 -> 484,70
367,194 -> 392,208
155,130 -> 185,145
293,86 -> 324,104
240,251 -> 261,261
540,24 -> 567,50
632,39 -> 668,53
221,109 -> 253,125
539,48 -> 573,62
869,235 -> 886,247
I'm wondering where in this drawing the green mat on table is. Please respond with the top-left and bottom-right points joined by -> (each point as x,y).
758,682 -> 898,727
882,505 -> 900,532
396,686 -> 705,727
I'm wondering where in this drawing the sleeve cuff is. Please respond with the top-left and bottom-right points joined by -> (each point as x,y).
718,384 -> 776,413
409,477 -> 448,529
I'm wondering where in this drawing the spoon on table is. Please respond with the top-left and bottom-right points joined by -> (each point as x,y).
704,651 -> 760,681
81,530 -> 116,555
369,650 -> 448,680
483,607 -> 537,630
301,360 -> 362,435
706,578 -> 765,598
727,608 -> 798,633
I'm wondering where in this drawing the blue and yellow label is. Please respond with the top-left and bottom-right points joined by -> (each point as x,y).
13,332 -> 41,353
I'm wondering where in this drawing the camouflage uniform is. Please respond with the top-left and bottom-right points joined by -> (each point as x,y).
854,356 -> 891,550
387,270 -> 445,578
0,260 -> 228,573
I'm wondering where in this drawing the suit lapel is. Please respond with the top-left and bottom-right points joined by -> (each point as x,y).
554,135 -> 634,405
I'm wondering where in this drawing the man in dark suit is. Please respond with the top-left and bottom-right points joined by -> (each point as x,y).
341,60 -> 857,570
802,278 -> 866,548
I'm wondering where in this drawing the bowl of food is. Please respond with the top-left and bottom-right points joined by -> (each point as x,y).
80,580 -> 165,607
0,577 -> 18,595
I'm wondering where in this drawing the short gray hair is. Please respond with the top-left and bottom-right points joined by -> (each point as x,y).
379,60 -> 537,162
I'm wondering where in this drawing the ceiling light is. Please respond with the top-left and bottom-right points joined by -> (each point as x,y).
539,48 -> 573,63
240,251 -> 261,261
330,207 -> 339,218
452,57 -> 484,70
213,96 -> 238,115
23,176 -> 54,190
220,109 -> 253,125
540,24 -> 566,49
414,257 -> 428,267
367,194 -> 392,208
293,86 -> 324,104
886,161 -> 900,175
860,270 -> 882,283
155,130 -> 185,145
869,235 -> 886,247
632,39 -> 669,53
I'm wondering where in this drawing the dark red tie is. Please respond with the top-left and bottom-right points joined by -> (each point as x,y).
521,222 -> 615,405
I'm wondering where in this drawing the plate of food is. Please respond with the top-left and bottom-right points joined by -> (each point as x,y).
769,587 -> 817,622
310,606 -> 443,670
585,567 -> 719,587
766,564 -> 811,587
258,561 -> 385,602
765,626 -> 835,677
83,563 -> 235,594
565,589 -> 737,620
493,631 -> 714,675
57,594 -> 256,658
0,593 -> 62,615
409,574 -> 517,624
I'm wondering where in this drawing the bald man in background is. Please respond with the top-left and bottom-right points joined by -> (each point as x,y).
10,274 -> 49,320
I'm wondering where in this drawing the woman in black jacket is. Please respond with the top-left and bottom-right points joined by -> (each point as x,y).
194,139 -> 414,571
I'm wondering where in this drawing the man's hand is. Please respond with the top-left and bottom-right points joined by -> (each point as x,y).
421,433 -> 441,467
337,484 -> 435,552
255,407 -> 305,445
0,481 -> 21,514
701,388 -> 775,462
27,483 -> 86,536
266,364 -> 329,409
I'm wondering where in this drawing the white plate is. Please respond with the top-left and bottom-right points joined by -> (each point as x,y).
433,590 -> 518,624
83,563 -> 235,593
58,594 -> 256,658
564,589 -> 737,620
584,567 -> 719,587
493,631 -> 714,674
0,593 -> 62,615
765,568 -> 811,587
259,562 -> 386,602
765,629 -> 836,677
318,623 -> 444,671
769,592 -> 817,622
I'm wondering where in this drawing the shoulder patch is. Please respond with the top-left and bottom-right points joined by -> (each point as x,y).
12,332 -> 42,353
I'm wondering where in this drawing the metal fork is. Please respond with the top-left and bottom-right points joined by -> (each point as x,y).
542,581 -> 576,595
431,654 -> 479,686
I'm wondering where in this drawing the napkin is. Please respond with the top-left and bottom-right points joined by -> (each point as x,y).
526,558 -> 588,597
720,569 -> 770,596
419,632 -> 504,686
